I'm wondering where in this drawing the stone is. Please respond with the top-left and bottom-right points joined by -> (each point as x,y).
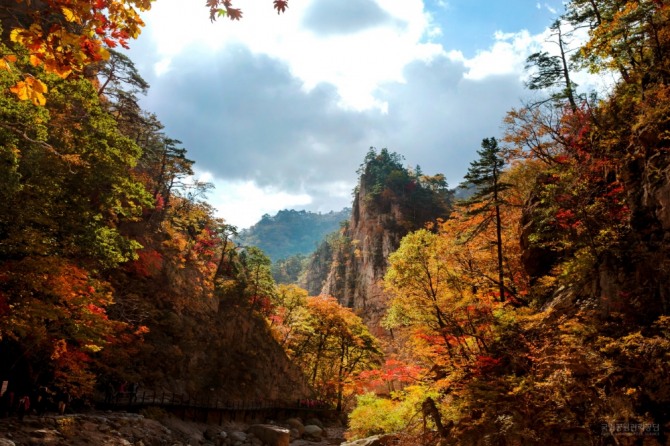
289,428 -> 301,440
303,418 -> 323,429
230,432 -> 247,443
302,425 -> 323,441
31,429 -> 60,439
246,424 -> 290,446
285,418 -> 305,436
340,434 -> 399,446
204,428 -> 221,441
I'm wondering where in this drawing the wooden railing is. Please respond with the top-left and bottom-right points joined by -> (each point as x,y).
102,391 -> 332,412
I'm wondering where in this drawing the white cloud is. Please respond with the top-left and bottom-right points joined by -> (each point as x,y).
206,178 -> 313,228
456,30 -> 539,80
127,1 -> 617,229
139,0 -> 444,111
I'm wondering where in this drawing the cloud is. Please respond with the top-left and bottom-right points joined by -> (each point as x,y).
142,45 -> 381,190
302,0 -> 393,35
447,30 -> 539,80
125,0 -> 578,227
374,56 -> 527,186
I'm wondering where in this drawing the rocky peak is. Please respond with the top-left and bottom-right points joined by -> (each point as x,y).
305,149 -> 451,336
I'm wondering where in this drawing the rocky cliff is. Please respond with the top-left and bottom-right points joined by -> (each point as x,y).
304,149 -> 451,336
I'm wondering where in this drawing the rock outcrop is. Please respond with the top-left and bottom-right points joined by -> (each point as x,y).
304,149 -> 451,336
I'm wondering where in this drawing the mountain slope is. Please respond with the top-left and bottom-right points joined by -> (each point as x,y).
237,209 -> 350,262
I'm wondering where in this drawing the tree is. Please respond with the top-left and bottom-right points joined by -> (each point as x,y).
384,229 -> 498,374
460,137 -> 510,302
207,0 -> 289,21
278,295 -> 382,410
238,246 -> 276,315
566,0 -> 670,91
525,20 -> 579,111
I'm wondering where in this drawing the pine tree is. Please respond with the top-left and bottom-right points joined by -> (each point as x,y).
460,137 -> 510,302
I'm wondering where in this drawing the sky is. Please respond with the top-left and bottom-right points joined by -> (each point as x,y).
123,0 -> 582,229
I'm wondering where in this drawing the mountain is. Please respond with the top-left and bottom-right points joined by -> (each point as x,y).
236,208 -> 351,262
303,148 -> 453,336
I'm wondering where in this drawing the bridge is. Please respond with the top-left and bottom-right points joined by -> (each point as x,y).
99,391 -> 336,425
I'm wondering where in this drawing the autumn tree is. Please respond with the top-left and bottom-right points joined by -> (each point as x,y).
384,228 -> 502,377
276,295 -> 382,410
0,45 -> 153,394
459,137 -> 510,302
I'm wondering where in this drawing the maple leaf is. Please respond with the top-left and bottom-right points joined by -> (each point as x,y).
61,7 -> 79,23
273,0 -> 288,14
226,7 -> 242,20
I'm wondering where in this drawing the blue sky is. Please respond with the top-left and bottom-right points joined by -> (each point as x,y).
124,0 -> 572,228
432,1 -> 562,54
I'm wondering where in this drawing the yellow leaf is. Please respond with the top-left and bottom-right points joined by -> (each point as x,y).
31,90 -> 47,106
10,81 -> 29,101
29,55 -> 41,66
99,47 -> 110,61
61,7 -> 78,23
28,77 -> 48,94
0,60 -> 10,72
9,78 -> 48,106
9,28 -> 22,43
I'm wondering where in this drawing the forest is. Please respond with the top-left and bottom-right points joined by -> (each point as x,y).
1,0 -> 670,445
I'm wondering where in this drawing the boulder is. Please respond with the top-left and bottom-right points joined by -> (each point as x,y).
246,424 -> 290,446
229,432 -> 247,443
204,427 -> 221,441
304,418 -> 324,429
302,425 -> 323,441
289,428 -> 301,441
340,434 -> 399,446
285,418 -> 305,436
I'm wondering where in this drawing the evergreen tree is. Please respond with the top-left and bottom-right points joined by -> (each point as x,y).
460,137 -> 510,302
525,20 -> 579,111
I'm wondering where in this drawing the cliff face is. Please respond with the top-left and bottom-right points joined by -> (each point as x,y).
596,151 -> 670,320
519,121 -> 670,324
133,294 -> 311,402
319,184 -> 407,336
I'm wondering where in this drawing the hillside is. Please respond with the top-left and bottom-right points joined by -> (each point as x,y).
237,209 -> 351,262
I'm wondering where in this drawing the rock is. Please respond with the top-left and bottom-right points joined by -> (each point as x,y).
303,418 -> 323,430
229,432 -> 247,443
0,439 -> 16,446
285,418 -> 305,436
302,425 -> 323,441
247,424 -> 290,446
204,428 -> 221,441
289,428 -> 301,440
340,434 -> 398,446
31,429 -> 60,439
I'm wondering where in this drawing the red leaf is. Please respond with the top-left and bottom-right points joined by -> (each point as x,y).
273,0 -> 288,14
227,7 -> 242,20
